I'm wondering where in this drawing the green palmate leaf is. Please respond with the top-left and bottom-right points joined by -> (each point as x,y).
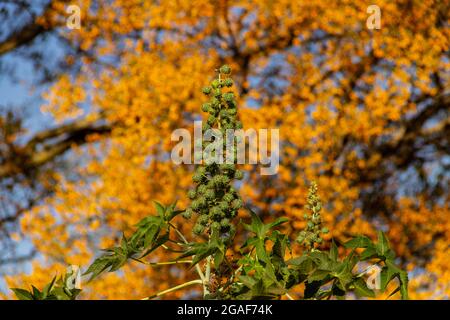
242,209 -> 265,237
344,236 -> 373,249
380,266 -> 397,291
153,201 -> 166,219
179,236 -> 224,267
308,269 -> 330,282
333,260 -> 354,287
242,207 -> 288,239
385,260 -> 409,300
255,240 -> 269,263
266,217 -> 289,230
85,203 -> 179,281
329,240 -> 338,261
11,271 -> 82,301
238,275 -> 256,288
353,278 -> 375,298
270,231 -> 290,268
214,250 -> 224,267
399,270 -> 409,300
32,285 -> 41,299
84,255 -> 117,281
42,276 -> 57,298
288,255 -> 315,275
376,231 -> 390,257
240,237 -> 259,250
131,215 -> 165,249
140,233 -> 170,258
309,251 -> 338,271
360,247 -> 379,261
11,288 -> 33,300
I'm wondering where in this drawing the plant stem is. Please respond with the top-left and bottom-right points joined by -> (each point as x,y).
141,279 -> 203,300
203,256 -> 211,298
169,222 -> 205,282
132,258 -> 193,266
285,293 -> 295,300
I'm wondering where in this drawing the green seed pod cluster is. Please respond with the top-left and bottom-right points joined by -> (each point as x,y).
296,181 -> 329,250
183,65 -> 242,242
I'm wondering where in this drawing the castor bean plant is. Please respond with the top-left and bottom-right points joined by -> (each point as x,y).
11,66 -> 409,300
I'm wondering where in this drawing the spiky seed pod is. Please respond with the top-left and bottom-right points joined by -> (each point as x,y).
219,201 -> 229,211
211,221 -> 221,232
204,189 -> 215,200
207,116 -> 216,125
201,103 -> 211,113
182,208 -> 193,219
228,108 -> 237,115
322,227 -> 329,234
189,67 -> 245,242
211,79 -> 220,88
208,107 -> 217,115
231,198 -> 243,210
192,173 -> 203,183
235,121 -> 243,129
220,65 -> 231,74
191,199 -> 201,211
196,167 -> 206,177
197,196 -> 207,207
227,209 -> 237,219
211,206 -> 223,219
224,78 -> 233,87
197,185 -> 207,194
219,109 -> 229,118
296,231 -> 306,243
223,92 -> 234,102
198,215 -> 209,226
187,190 -> 197,200
202,87 -> 212,95
226,100 -> 236,109
212,175 -> 230,187
223,193 -> 234,203
234,170 -> 244,180
222,123 -> 233,130
211,97 -> 220,106
193,223 -> 204,235
312,215 -> 321,224
220,218 -> 230,228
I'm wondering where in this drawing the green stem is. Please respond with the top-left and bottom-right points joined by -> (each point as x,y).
169,223 -> 206,282
132,258 -> 193,266
141,279 -> 203,300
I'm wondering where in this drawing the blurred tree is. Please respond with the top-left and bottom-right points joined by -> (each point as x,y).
0,0 -> 448,299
